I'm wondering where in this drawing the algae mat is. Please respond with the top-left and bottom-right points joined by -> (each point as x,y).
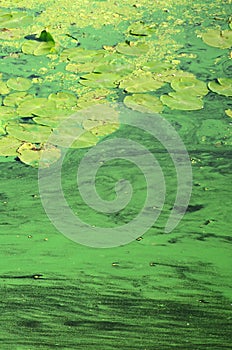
0,0 -> 232,349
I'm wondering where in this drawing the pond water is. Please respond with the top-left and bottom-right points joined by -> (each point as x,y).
0,1 -> 231,349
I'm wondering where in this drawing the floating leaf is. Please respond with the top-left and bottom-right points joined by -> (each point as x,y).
0,106 -> 17,121
60,47 -> 104,63
0,81 -> 10,94
225,109 -> 232,118
201,29 -> 232,49
124,94 -> 164,113
208,78 -> 232,96
77,89 -> 111,109
119,72 -> 164,92
171,76 -> 208,96
17,142 -> 61,168
127,21 -> 156,36
80,72 -> 121,88
0,120 -> 7,135
0,12 -> 33,28
6,122 -> 52,143
3,92 -> 33,107
22,40 -> 55,56
38,30 -> 55,43
160,92 -> 204,110
52,126 -> 99,149
94,61 -> 134,76
66,62 -> 96,73
17,97 -> 57,117
141,61 -> 173,73
48,92 -> 77,109
6,77 -> 32,91
116,41 -> 149,56
90,123 -> 119,136
0,135 -> 22,156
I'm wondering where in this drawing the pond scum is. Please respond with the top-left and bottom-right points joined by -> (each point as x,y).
0,0 -> 231,166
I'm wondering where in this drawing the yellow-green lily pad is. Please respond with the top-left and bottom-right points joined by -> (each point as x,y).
127,21 -> 156,36
0,106 -> 17,121
17,142 -> 61,168
17,97 -> 57,118
0,81 -> 11,94
160,92 -> 204,110
119,72 -> 164,92
48,92 -> 77,109
116,41 -> 149,56
90,123 -> 119,137
60,47 -> 104,63
124,94 -> 164,113
6,77 -> 32,91
225,109 -> 232,118
52,126 -> 99,149
22,40 -> 55,56
0,12 -> 33,28
6,122 -> 52,143
141,61 -> 173,73
208,78 -> 232,97
171,77 -> 208,96
0,135 -> 22,156
3,92 -> 33,107
201,29 -> 232,49
80,72 -> 121,88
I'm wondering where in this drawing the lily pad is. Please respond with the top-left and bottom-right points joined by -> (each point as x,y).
79,72 -> 121,88
0,81 -> 11,94
77,89 -> 111,109
17,98 -> 57,118
17,142 -> 61,168
124,94 -> 164,113
160,92 -> 204,110
0,121 -> 7,135
52,126 -> 99,149
119,72 -> 164,92
94,61 -> 134,76
22,40 -> 55,56
3,92 -> 33,107
141,61 -> 173,73
90,123 -> 119,136
48,92 -> 77,109
60,47 -> 104,63
116,41 -> 149,56
0,106 -> 17,121
6,122 -> 52,143
201,29 -> 232,49
6,77 -> 32,91
0,12 -> 33,28
225,109 -> 232,118
66,62 -> 96,74
0,135 -> 22,156
208,78 -> 232,97
127,21 -> 156,36
171,76 -> 208,96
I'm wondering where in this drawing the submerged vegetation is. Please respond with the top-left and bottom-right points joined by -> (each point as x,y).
0,1 -> 231,166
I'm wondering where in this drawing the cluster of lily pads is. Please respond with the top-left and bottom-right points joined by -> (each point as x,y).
1,7 -> 232,167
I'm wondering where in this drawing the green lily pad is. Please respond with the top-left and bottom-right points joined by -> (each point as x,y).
127,21 -> 156,36
0,106 -> 17,121
65,62 -> 96,74
201,29 -> 232,49
90,123 -> 119,137
6,77 -> 32,91
48,92 -> 77,109
17,142 -> 61,168
160,92 -> 204,110
79,72 -> 121,88
0,12 -> 33,28
225,109 -> 232,118
77,90 -> 111,109
0,135 -> 22,156
0,81 -> 11,94
60,47 -> 104,63
171,77 -> 208,96
38,30 -> 55,43
124,94 -> 164,113
119,72 -> 164,92
52,126 -> 99,149
93,61 -> 134,76
141,61 -> 173,73
17,98 -> 57,118
3,92 -> 33,107
208,78 -> 232,97
22,40 -> 55,56
33,113 -> 71,128
116,41 -> 149,56
0,120 -> 7,135
6,122 -> 52,143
